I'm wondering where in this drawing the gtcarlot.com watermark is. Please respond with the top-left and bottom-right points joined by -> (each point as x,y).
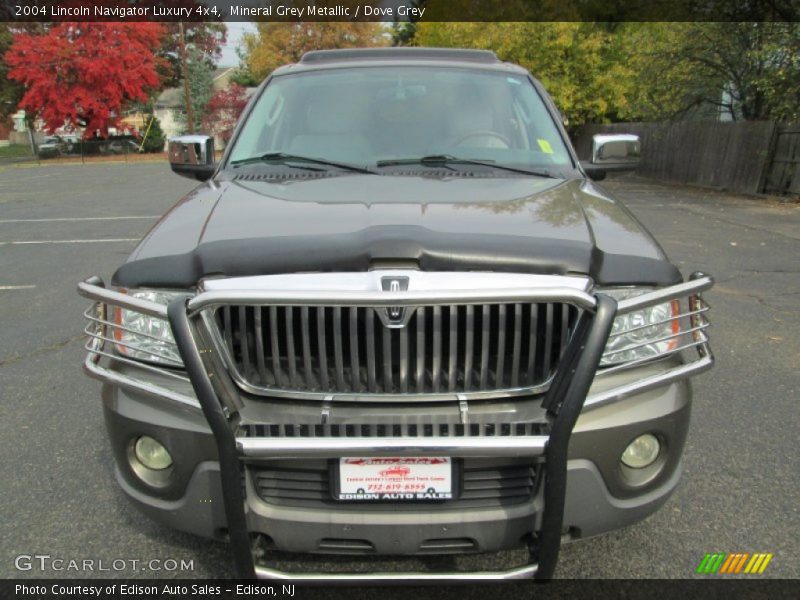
14,554 -> 195,573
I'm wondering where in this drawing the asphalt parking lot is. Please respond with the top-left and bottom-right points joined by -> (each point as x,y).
0,162 -> 797,585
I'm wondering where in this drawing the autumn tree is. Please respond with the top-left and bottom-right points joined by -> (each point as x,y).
413,20 -> 800,124
201,84 -> 249,145
230,44 -> 262,87
0,23 -> 48,121
241,23 -> 388,81
414,22 -> 634,126
5,23 -> 165,137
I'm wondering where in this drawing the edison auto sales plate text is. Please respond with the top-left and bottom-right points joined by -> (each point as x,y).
338,457 -> 453,500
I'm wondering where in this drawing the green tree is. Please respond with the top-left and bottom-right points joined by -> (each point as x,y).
177,46 -> 214,134
141,115 -> 166,153
415,22 -> 634,126
158,23 -> 226,87
391,21 -> 417,47
627,22 -> 800,122
391,0 -> 427,46
412,21 -> 800,124
609,24 -> 699,122
230,44 -> 261,87
0,25 -> 25,119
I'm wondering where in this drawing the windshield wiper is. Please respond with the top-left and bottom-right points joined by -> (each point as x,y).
230,152 -> 375,174
375,155 -> 559,178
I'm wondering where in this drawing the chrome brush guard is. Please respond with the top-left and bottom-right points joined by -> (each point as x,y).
78,271 -> 713,580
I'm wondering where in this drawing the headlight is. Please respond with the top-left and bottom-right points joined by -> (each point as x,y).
600,288 -> 680,367
114,289 -> 184,366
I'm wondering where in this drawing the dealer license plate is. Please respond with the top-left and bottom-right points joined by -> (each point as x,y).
337,457 -> 453,501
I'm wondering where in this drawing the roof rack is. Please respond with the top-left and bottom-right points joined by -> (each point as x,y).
299,48 -> 500,64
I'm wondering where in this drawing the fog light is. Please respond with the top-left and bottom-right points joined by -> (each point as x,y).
621,434 -> 660,469
133,436 -> 173,471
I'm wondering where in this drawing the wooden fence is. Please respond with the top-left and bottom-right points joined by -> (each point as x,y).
572,121 -> 799,197
762,124 -> 800,196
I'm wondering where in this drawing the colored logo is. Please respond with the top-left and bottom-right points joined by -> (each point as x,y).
696,552 -> 773,575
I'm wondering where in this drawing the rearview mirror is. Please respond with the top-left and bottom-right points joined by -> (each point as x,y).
582,134 -> 640,181
168,135 -> 215,181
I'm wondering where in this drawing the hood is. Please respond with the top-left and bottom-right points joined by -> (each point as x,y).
113,174 -> 680,288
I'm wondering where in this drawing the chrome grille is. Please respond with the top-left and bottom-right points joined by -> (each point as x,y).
212,303 -> 580,399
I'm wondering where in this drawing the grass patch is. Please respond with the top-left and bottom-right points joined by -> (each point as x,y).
0,144 -> 35,158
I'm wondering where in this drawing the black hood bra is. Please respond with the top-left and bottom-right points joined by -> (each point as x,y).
113,175 -> 680,288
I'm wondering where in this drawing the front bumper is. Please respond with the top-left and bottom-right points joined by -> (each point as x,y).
104,369 -> 689,549
79,274 -> 713,580
103,382 -> 691,554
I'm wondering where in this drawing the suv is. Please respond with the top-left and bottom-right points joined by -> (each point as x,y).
78,48 -> 713,580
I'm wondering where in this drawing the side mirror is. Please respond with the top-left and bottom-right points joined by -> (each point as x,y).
168,135 -> 215,181
581,134 -> 640,181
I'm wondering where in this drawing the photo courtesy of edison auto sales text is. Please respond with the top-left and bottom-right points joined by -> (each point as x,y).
15,584 -> 296,597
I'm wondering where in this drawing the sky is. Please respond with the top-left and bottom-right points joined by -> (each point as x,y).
218,22 -> 257,67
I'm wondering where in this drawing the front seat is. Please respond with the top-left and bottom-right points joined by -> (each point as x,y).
446,88 -> 510,149
288,93 -> 372,163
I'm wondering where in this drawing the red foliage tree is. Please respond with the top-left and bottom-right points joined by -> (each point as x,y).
5,23 -> 166,137
201,84 -> 249,144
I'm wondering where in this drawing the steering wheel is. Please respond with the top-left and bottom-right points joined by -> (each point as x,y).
452,131 -> 512,148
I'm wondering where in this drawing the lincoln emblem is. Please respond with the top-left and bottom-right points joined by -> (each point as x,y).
380,276 -> 410,326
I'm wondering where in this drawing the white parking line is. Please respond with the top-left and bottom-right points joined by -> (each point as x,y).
0,285 -> 37,290
0,238 -> 139,245
0,216 -> 159,223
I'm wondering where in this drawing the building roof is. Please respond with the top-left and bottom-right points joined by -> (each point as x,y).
155,87 -> 183,109
212,67 -> 235,82
155,85 -> 258,110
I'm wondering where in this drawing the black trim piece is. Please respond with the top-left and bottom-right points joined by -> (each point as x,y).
540,313 -> 592,414
112,234 -> 681,289
170,163 -> 215,182
113,232 -> 591,288
167,299 -> 255,579
528,76 -> 581,172
594,253 -> 681,287
534,294 -> 617,580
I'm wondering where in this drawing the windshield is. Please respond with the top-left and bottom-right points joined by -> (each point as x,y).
227,67 -> 574,173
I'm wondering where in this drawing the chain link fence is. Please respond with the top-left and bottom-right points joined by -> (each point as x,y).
0,136 -> 165,166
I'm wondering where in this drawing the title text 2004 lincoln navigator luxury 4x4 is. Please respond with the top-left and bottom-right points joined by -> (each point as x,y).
78,48 -> 714,580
